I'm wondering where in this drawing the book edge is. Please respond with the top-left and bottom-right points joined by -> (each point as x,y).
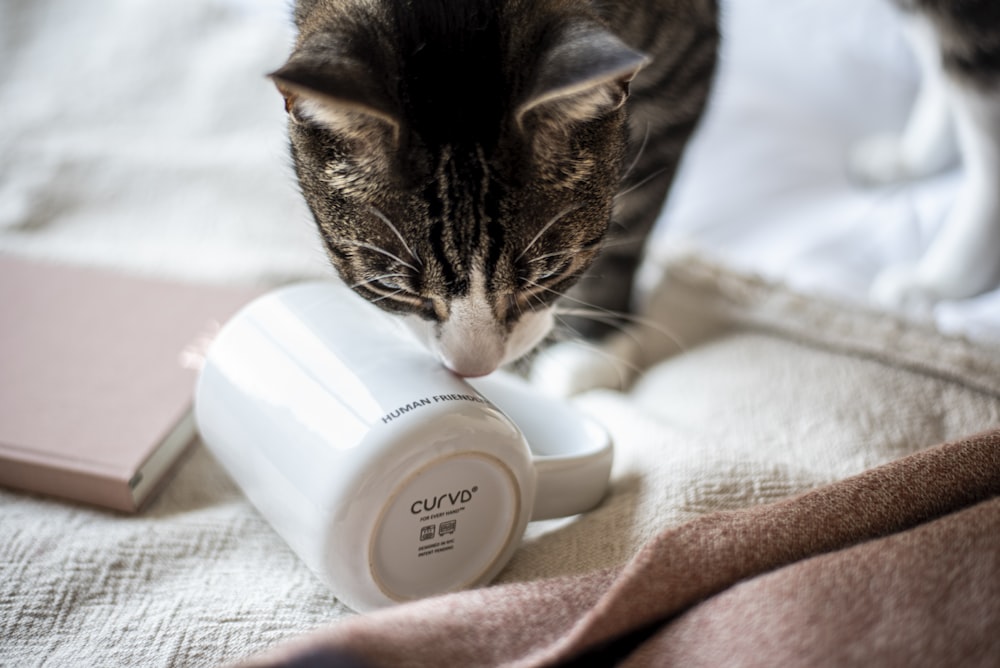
130,408 -> 198,510
0,409 -> 197,513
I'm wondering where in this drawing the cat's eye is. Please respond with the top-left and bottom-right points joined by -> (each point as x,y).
526,259 -> 574,289
360,276 -> 441,320
374,280 -> 423,303
363,274 -> 414,297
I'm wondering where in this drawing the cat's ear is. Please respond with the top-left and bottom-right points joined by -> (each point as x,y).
269,40 -> 400,143
515,21 -> 649,130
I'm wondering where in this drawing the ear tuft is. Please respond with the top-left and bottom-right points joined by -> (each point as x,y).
516,21 -> 648,129
269,39 -> 400,142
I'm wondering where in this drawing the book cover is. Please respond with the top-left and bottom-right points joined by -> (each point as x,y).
0,254 -> 263,512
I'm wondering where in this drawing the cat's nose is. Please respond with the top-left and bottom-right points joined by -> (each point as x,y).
436,329 -> 505,377
439,350 -> 501,378
436,296 -> 506,377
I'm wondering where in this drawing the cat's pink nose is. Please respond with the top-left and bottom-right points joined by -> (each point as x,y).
441,355 -> 499,378
436,300 -> 506,377
438,342 -> 504,377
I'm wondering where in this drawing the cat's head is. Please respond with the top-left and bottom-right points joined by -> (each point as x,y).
272,0 -> 646,376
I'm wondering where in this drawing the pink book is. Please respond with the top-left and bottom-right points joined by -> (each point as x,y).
0,254 -> 262,512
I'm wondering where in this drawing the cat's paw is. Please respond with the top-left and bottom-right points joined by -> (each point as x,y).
873,193 -> 1000,310
848,134 -> 915,185
870,264 -> 938,313
873,249 -> 1000,312
529,333 -> 640,398
848,131 -> 956,186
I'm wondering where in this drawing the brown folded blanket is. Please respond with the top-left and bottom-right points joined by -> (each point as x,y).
243,429 -> 1000,668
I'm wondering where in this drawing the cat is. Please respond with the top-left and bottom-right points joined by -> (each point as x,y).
270,0 -> 719,385
272,0 -> 999,396
852,0 -> 1000,309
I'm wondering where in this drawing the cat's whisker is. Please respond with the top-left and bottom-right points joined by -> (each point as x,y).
343,240 -> 420,274
524,279 -> 687,352
554,308 -> 645,346
349,273 -> 408,290
369,206 -> 422,266
521,288 -> 546,313
516,204 -> 585,262
597,231 -> 650,251
369,288 -> 406,304
526,252 -> 572,266
559,304 -> 686,353
512,290 -> 528,319
613,165 -> 671,202
523,279 -> 577,304
526,248 -> 582,265
620,121 -> 651,184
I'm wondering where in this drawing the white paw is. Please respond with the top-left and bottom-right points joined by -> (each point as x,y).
529,334 -> 640,398
870,264 -> 938,314
848,134 -> 912,185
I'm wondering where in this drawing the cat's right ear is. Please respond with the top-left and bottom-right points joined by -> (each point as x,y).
515,21 -> 649,131
269,42 -> 400,144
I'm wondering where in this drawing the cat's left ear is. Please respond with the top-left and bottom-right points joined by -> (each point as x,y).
269,38 -> 400,144
515,21 -> 649,129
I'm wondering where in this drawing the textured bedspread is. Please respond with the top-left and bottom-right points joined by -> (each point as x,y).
3,257 -> 999,666
245,429 -> 1000,667
1,0 -> 999,666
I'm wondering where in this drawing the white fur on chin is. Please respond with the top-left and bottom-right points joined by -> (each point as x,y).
405,267 -> 557,377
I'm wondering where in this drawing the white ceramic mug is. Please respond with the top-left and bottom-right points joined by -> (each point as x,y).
194,281 -> 613,612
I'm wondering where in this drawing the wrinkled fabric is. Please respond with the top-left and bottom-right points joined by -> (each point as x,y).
246,430 -> 1000,668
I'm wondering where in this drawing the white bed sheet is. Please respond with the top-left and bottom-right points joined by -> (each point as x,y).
652,0 -> 1000,343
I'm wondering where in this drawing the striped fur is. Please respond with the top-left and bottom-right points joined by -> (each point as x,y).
273,0 -> 1000,379
274,0 -> 719,376
893,0 -> 1000,89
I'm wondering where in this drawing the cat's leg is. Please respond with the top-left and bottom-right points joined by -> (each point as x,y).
872,81 -> 1000,306
528,328 -> 643,397
849,13 -> 958,184
529,165 -> 673,396
529,13 -> 719,397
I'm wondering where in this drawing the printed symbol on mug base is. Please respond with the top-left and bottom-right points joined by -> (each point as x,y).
419,525 -> 435,541
439,520 -> 457,536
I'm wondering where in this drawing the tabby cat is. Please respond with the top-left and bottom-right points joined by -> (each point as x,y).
272,0 -> 999,390
271,0 -> 719,381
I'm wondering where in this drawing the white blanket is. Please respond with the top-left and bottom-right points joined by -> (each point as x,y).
654,0 -> 1000,342
2,1 -> 998,666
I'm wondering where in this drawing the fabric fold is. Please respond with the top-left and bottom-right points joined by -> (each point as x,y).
242,428 -> 1000,668
614,495 -> 1000,667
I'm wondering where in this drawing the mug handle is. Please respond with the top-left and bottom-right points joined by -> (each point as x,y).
468,373 -> 614,521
